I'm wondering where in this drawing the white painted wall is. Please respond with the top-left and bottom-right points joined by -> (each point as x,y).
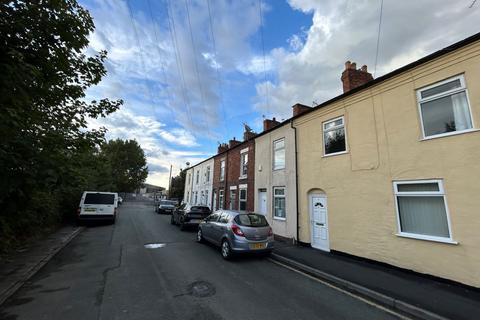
183,167 -> 194,204
190,158 -> 215,209
254,123 -> 297,240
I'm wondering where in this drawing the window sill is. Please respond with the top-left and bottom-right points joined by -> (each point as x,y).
396,233 -> 458,245
322,151 -> 348,158
273,217 -> 286,221
420,128 -> 480,141
273,167 -> 285,172
239,175 -> 247,180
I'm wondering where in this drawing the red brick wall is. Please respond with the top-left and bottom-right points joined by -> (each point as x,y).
225,140 -> 255,212
212,153 -> 227,210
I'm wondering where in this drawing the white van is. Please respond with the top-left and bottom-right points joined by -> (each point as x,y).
77,191 -> 118,224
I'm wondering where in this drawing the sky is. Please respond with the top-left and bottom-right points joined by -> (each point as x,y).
80,0 -> 480,188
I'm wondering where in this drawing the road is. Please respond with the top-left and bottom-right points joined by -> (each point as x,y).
0,200 -> 401,320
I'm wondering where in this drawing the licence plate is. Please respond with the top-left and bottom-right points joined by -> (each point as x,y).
189,219 -> 202,223
84,208 -> 96,212
249,242 -> 266,250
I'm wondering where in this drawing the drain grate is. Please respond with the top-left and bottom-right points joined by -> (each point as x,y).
144,243 -> 166,249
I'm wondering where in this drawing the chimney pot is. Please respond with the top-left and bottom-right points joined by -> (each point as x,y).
345,61 -> 351,69
341,61 -> 373,93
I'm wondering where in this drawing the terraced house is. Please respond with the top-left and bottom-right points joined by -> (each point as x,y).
293,33 -> 480,287
183,157 -> 214,208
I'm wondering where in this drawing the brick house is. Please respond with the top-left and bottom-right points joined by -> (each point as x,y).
211,128 -> 256,212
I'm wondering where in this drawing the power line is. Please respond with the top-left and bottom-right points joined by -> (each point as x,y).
184,0 -> 213,138
165,0 -> 195,130
126,0 -> 161,119
373,0 -> 384,77
258,0 -> 270,115
206,0 -> 229,137
469,0 -> 477,8
146,0 -> 176,120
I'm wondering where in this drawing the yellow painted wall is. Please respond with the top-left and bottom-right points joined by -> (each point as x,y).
293,40 -> 480,287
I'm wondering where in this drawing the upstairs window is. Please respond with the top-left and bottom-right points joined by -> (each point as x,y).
196,171 -> 199,184
219,189 -> 224,209
240,152 -> 248,177
417,75 -> 473,138
273,138 -> 285,170
220,160 -> 225,181
394,180 -> 453,242
323,116 -> 346,156
206,166 -> 211,182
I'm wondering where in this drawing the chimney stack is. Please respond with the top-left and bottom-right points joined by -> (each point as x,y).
217,143 -> 228,154
263,117 -> 281,132
341,61 -> 373,93
243,130 -> 256,141
292,103 -> 311,117
229,137 -> 241,149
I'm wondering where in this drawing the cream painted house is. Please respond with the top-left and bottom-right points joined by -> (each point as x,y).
254,113 -> 304,242
189,158 -> 215,208
183,167 -> 194,205
293,34 -> 480,287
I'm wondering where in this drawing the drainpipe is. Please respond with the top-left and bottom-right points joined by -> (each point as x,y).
291,120 -> 300,245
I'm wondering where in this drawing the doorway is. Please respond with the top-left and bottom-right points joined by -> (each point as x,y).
309,193 -> 329,252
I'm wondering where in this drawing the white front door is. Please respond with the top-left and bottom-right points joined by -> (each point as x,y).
310,194 -> 329,252
259,191 -> 267,215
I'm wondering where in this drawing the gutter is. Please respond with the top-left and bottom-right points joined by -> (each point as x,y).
291,120 -> 300,244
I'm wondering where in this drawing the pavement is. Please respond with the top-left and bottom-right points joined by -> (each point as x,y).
0,225 -> 83,306
0,200 -> 401,320
271,243 -> 480,320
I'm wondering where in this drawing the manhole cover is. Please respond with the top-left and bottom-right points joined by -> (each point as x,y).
144,243 -> 166,249
188,281 -> 215,298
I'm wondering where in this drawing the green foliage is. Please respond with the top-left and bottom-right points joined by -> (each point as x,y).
101,139 -> 149,193
169,169 -> 186,201
0,0 -> 131,253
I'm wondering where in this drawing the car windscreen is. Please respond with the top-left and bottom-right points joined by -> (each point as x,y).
235,214 -> 268,227
84,193 -> 115,205
190,206 -> 210,213
160,201 -> 176,206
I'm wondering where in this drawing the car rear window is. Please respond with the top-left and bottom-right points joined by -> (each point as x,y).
191,206 -> 210,213
84,193 -> 115,205
235,214 -> 268,227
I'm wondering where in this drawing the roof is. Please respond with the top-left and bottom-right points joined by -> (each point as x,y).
187,31 -> 480,169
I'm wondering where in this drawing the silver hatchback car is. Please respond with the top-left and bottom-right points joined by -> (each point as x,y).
197,210 -> 274,259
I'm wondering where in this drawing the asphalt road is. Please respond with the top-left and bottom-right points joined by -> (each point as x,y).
0,201 -> 401,320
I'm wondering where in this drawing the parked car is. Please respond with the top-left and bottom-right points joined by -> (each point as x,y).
77,191 -> 118,224
171,204 -> 211,230
156,200 -> 177,214
197,210 -> 274,259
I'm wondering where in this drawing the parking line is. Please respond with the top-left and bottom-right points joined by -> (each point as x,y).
268,258 -> 413,320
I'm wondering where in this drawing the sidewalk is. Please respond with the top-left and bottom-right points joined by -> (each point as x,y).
271,243 -> 480,320
0,225 -> 83,306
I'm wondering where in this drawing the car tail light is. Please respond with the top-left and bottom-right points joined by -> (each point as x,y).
231,224 -> 245,237
268,227 -> 273,236
76,208 -> 81,216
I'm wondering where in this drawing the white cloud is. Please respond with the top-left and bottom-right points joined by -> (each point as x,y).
255,0 -> 480,119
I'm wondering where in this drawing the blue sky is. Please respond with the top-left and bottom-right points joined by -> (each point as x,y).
81,0 -> 480,188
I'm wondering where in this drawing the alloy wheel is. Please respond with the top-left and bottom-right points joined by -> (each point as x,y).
221,240 -> 231,259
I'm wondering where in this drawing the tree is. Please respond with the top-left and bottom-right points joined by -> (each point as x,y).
0,0 -> 122,252
100,139 -> 148,193
169,169 -> 186,201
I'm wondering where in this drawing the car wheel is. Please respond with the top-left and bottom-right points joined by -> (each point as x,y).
221,239 -> 232,260
197,229 -> 204,243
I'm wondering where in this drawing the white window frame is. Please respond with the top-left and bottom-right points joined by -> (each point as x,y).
240,151 -> 248,179
194,191 -> 198,204
219,189 -> 224,209
322,116 -> 348,157
206,166 -> 211,183
205,189 -> 209,207
239,187 -> 247,212
273,138 -> 285,170
220,160 -> 225,181
416,74 -> 475,140
393,179 -> 457,244
196,170 -> 199,184
273,186 -> 286,220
